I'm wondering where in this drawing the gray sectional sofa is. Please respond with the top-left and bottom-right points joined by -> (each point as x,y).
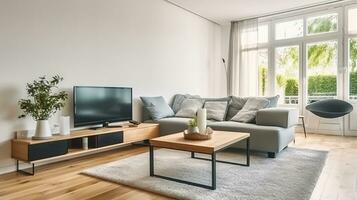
142,95 -> 299,158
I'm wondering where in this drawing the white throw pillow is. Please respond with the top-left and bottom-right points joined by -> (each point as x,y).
175,98 -> 204,118
231,98 -> 269,123
204,101 -> 228,121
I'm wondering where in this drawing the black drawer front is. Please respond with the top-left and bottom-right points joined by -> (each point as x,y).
89,131 -> 123,148
69,138 -> 83,149
28,140 -> 68,161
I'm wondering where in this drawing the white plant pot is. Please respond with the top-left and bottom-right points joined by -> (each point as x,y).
33,120 -> 52,140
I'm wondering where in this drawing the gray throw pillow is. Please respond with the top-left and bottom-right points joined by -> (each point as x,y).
204,101 -> 228,121
171,94 -> 201,113
231,97 -> 270,123
226,95 -> 280,120
266,95 -> 280,108
226,96 -> 249,120
175,98 -> 204,118
140,96 -> 174,121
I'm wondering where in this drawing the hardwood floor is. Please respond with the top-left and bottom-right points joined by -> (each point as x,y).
1,132 -> 356,200
292,133 -> 357,200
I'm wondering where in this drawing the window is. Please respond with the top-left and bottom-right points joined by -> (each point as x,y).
258,25 -> 269,44
275,46 -> 300,104
275,19 -> 303,40
307,13 -> 338,35
240,24 -> 269,97
349,38 -> 357,99
348,7 -> 357,100
241,24 -> 268,48
348,8 -> 357,34
306,41 -> 338,103
258,49 -> 268,96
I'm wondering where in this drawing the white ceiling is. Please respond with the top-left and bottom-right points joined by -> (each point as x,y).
168,0 -> 340,24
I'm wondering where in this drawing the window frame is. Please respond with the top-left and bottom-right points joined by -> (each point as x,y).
345,4 -> 357,100
305,12 -> 339,36
274,16 -> 304,41
262,8 -> 343,110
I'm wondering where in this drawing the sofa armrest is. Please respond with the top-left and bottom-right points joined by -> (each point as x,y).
256,108 -> 299,128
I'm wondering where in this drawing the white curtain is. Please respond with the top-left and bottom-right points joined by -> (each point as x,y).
227,19 -> 259,97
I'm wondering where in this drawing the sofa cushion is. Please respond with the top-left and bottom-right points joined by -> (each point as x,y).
208,121 -> 294,153
175,98 -> 204,118
256,107 -> 299,128
140,96 -> 174,120
231,98 -> 269,123
171,94 -> 201,113
204,101 -> 228,121
226,96 -> 249,120
226,95 -> 280,120
145,117 -> 190,136
202,97 -> 231,102
146,117 -> 295,153
145,117 -> 216,136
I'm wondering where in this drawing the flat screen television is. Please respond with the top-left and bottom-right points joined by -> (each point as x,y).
73,86 -> 132,128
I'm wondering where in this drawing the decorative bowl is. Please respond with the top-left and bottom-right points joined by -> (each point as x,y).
183,127 -> 213,140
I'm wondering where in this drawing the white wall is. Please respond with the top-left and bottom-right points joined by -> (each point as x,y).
0,0 -> 224,174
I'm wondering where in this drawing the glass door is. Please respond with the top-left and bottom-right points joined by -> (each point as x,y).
306,40 -> 338,103
274,45 -> 301,105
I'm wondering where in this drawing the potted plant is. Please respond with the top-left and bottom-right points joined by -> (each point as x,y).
18,75 -> 68,140
187,117 -> 199,133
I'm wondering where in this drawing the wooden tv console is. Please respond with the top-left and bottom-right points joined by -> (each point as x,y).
11,123 -> 159,175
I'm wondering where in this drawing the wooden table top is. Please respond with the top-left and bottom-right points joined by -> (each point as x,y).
150,131 -> 250,154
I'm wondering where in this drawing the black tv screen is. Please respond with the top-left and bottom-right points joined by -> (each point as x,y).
73,86 -> 132,127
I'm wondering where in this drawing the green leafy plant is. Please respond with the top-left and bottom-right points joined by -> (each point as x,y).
18,75 -> 68,120
188,117 -> 198,128
285,79 -> 299,96
276,74 -> 286,88
259,66 -> 267,96
351,71 -> 357,96
308,75 -> 336,96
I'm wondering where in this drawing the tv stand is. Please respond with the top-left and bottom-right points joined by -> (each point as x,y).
11,123 -> 159,175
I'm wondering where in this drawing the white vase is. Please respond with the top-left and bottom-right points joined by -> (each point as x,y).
197,108 -> 207,133
60,116 -> 71,136
33,120 -> 52,140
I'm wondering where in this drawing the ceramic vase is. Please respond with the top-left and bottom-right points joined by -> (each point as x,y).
33,120 -> 52,140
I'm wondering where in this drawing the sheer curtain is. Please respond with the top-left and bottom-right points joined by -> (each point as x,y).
227,19 -> 259,97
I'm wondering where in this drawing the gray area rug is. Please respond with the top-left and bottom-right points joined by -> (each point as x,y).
82,148 -> 327,200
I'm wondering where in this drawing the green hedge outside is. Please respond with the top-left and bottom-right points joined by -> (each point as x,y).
285,79 -> 298,96
308,75 -> 336,96
283,75 -> 350,96
278,73 -> 357,96
351,71 -> 357,96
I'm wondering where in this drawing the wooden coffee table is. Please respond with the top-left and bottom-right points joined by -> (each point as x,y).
149,131 -> 250,190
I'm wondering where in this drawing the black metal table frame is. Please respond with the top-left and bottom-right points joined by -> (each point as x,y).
149,137 -> 249,190
16,160 -> 35,175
